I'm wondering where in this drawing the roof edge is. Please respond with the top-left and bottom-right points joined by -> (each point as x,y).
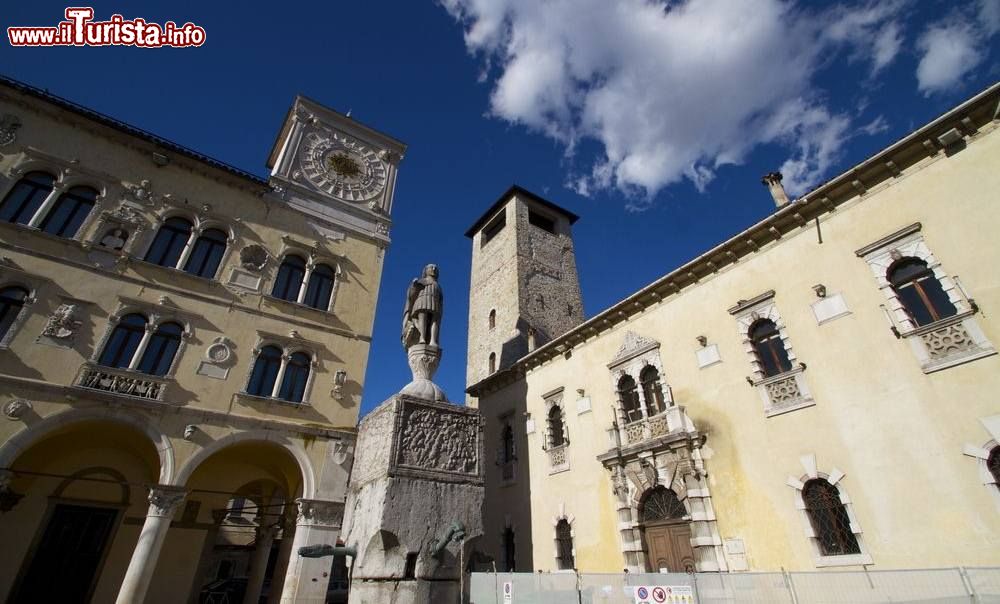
464,184 -> 580,238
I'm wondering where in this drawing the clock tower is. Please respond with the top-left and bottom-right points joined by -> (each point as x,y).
266,96 -> 406,246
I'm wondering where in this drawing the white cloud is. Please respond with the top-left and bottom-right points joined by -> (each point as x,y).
916,21 -> 984,96
979,0 -> 1000,36
860,115 -> 890,136
441,0 -> 906,202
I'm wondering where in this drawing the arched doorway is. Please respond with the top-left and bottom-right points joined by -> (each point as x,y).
639,486 -> 695,573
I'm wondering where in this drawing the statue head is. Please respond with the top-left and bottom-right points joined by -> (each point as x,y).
422,264 -> 439,279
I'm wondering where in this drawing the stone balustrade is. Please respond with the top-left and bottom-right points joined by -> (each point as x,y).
76,363 -> 167,401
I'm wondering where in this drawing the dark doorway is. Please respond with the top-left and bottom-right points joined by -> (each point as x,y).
12,504 -> 119,603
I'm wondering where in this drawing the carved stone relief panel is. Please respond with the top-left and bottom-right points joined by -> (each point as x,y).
391,398 -> 483,483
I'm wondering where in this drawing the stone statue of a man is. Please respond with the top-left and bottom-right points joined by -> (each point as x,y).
402,264 -> 443,348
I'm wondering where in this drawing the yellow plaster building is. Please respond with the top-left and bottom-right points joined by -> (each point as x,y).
0,77 -> 404,603
467,83 -> 1000,575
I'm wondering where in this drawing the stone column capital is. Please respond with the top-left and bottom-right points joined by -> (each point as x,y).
295,498 -> 343,528
147,485 -> 187,517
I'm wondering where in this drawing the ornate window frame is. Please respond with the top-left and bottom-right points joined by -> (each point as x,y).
786,454 -> 872,567
267,242 -> 343,314
730,292 -> 814,417
961,414 -> 1000,510
542,387 -> 569,474
136,207 -> 238,281
90,299 -> 194,378
551,504 -> 576,571
2,157 -> 109,242
856,223 -> 995,373
238,331 -> 321,406
608,332 -> 674,445
0,272 -> 40,349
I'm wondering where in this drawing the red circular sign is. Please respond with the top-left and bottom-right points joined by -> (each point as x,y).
652,586 -> 667,602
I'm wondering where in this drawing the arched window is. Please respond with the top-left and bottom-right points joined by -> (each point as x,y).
137,322 -> 183,376
750,319 -> 792,377
618,375 -> 642,423
640,366 -> 666,416
39,185 -> 97,238
98,313 -> 148,369
183,228 -> 227,278
887,257 -> 957,327
502,527 -> 516,572
989,446 -> 1000,491
145,217 -> 193,268
0,171 -> 55,225
488,352 -> 497,374
279,351 -> 311,403
489,309 -> 496,330
640,486 -> 686,523
802,479 -> 860,556
501,423 -> 515,464
555,519 -> 574,570
303,263 -> 335,310
0,286 -> 29,341
548,405 -> 566,448
272,255 -> 306,302
247,345 -> 283,397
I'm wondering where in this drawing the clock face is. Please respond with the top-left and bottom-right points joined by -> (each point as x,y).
300,131 -> 387,203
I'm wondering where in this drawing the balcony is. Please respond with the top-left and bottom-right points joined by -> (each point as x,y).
619,406 -> 695,446
75,363 -> 168,401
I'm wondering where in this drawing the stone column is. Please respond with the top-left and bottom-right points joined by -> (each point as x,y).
279,499 -> 343,604
267,515 -> 297,604
116,485 -> 186,604
243,523 -> 279,604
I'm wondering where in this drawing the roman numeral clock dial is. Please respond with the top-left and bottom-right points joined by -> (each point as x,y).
301,131 -> 388,203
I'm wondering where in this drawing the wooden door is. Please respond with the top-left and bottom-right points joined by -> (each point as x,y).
12,504 -> 119,603
643,521 -> 696,573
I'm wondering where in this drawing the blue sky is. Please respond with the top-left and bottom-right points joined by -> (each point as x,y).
3,1 -> 998,415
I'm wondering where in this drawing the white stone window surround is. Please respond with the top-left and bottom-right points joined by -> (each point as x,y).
135,207 -> 238,281
608,331 -> 674,445
1,157 -> 109,241
90,301 -> 194,379
239,332 -> 321,406
729,292 -> 814,417
961,414 -> 1000,510
856,223 -> 994,373
786,453 -> 873,568
0,274 -> 40,349
267,241 -> 343,314
496,412 -> 517,485
551,503 -> 577,571
542,387 -> 570,474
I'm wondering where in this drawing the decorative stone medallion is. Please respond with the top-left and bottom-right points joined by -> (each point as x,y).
0,114 -> 21,147
3,399 -> 31,420
300,131 -> 387,202
239,245 -> 269,272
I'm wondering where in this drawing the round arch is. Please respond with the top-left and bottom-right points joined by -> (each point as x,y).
171,430 -> 316,499
0,407 -> 174,484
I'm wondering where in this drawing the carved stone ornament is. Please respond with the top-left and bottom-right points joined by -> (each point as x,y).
396,403 -> 479,476
0,114 -> 22,147
125,179 -> 157,204
296,498 -> 343,527
375,222 -> 389,235
204,337 -> 236,366
105,203 -> 144,225
3,399 -> 31,420
41,304 -> 82,339
183,424 -> 197,441
331,441 -> 352,465
239,245 -> 269,272
609,331 -> 660,367
147,486 -> 187,517
300,130 -> 388,202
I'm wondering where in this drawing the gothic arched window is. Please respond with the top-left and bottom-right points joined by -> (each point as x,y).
489,309 -> 496,330
0,171 -> 55,226
989,446 -> 1000,491
750,319 -> 792,377
247,345 -> 282,397
0,286 -> 29,342
555,519 -> 574,570
137,322 -> 183,376
887,257 -> 957,327
183,228 -> 228,278
279,351 -> 311,403
618,374 -> 642,423
98,313 -> 148,369
640,366 -> 666,415
640,486 -> 686,523
547,405 -> 566,448
488,352 -> 497,374
802,479 -> 860,556
272,255 -> 306,301
145,217 -> 194,268
40,185 -> 97,238
303,263 -> 336,310
501,423 -> 515,464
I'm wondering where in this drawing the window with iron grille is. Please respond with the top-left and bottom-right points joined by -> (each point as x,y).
640,366 -> 666,415
802,479 -> 860,556
555,519 -> 574,570
547,405 -> 566,448
750,318 -> 792,377
887,257 -> 957,326
640,486 -> 686,523
617,374 -> 642,423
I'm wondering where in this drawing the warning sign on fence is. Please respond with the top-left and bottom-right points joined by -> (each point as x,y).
633,584 -> 694,604
502,580 -> 512,602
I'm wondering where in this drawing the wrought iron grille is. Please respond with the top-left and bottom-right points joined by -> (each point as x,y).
641,486 -> 686,522
555,519 -> 574,570
989,447 -> 1000,488
802,480 -> 861,556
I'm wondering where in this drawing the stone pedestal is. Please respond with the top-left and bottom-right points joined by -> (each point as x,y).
341,394 -> 484,604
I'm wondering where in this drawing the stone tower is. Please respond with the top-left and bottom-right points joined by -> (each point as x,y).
465,185 -> 584,396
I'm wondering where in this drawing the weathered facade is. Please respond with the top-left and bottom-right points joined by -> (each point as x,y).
0,77 -> 404,603
468,84 -> 1000,574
